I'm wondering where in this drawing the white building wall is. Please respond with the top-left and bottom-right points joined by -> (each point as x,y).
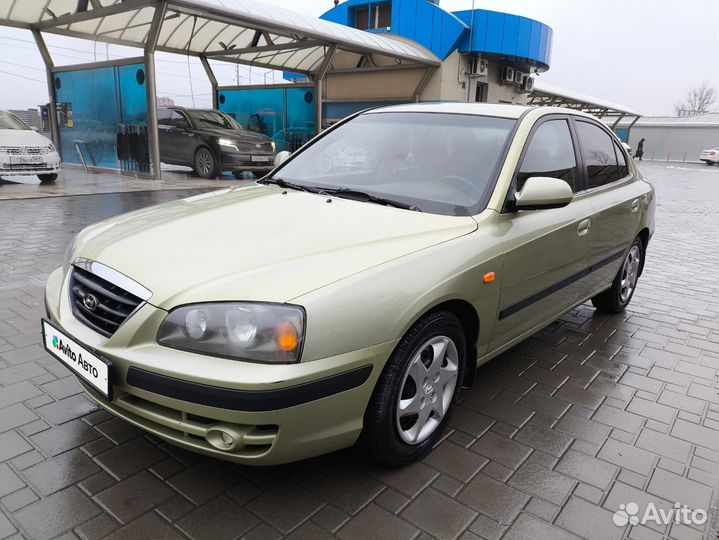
628,126 -> 719,162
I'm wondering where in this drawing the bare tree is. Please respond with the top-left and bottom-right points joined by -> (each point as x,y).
675,81 -> 717,117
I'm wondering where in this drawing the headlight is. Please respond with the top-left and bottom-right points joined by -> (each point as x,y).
218,138 -> 239,151
46,143 -> 56,153
270,141 -> 276,152
157,303 -> 305,363
63,233 -> 80,274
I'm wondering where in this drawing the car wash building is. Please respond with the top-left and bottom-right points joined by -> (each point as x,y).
1,0 -> 572,180
285,0 -> 553,123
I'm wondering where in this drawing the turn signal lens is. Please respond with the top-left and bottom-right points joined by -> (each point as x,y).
483,272 -> 496,284
276,322 -> 299,352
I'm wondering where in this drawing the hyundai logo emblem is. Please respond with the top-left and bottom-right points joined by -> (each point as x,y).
83,294 -> 99,311
255,143 -> 261,148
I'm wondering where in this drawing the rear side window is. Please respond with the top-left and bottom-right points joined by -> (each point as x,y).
517,119 -> 578,192
576,121 -> 622,188
615,141 -> 629,178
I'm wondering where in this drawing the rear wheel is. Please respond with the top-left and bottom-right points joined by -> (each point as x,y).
592,237 -> 643,313
362,311 -> 466,466
38,173 -> 58,183
194,148 -> 218,179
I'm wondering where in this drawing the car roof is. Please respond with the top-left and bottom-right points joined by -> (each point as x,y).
366,102 -> 532,119
365,102 -> 604,121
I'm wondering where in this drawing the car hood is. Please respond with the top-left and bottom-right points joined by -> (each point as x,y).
0,129 -> 52,147
75,186 -> 477,308
194,127 -> 271,142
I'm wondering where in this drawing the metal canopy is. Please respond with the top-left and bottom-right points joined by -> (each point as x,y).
1,0 -> 440,73
529,81 -> 641,120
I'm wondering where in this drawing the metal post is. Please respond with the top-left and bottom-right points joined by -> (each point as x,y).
31,30 -> 60,148
626,115 -> 640,140
413,66 -> 436,102
314,44 -> 337,134
199,56 -> 219,109
144,1 -> 167,179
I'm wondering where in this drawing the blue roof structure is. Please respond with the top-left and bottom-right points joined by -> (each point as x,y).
320,0 -> 552,70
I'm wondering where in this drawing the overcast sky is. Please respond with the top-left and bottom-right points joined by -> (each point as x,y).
0,0 -> 717,116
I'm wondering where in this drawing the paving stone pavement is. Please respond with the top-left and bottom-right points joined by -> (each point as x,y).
0,163 -> 717,540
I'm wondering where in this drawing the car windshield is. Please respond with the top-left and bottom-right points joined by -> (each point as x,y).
272,112 -> 516,216
0,110 -> 30,130
187,110 -> 242,130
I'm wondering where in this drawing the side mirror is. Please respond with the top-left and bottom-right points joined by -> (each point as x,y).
30,126 -> 40,132
513,177 -> 573,210
274,150 -> 291,167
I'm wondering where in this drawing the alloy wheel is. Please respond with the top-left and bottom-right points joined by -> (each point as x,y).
619,245 -> 641,303
196,150 -> 214,177
395,335 -> 459,445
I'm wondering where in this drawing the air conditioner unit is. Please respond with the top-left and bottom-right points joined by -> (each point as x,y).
514,70 -> 525,85
521,76 -> 535,93
500,66 -> 515,84
469,56 -> 488,77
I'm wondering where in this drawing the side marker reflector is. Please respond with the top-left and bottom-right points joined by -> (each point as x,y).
483,272 -> 496,284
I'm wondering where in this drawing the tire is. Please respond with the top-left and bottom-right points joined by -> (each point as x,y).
193,147 -> 218,179
591,237 -> 643,313
362,311 -> 466,467
38,173 -> 58,183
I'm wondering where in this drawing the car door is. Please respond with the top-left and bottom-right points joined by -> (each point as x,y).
490,116 -> 594,351
157,108 -> 174,162
161,110 -> 193,164
572,119 -> 644,292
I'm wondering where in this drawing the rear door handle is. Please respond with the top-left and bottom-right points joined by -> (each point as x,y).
577,219 -> 591,237
631,199 -> 640,212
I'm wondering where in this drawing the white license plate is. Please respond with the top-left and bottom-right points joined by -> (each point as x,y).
10,156 -> 42,164
41,319 -> 112,399
251,155 -> 272,162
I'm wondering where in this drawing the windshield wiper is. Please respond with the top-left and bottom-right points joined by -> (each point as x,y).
323,188 -> 421,211
257,177 -> 328,195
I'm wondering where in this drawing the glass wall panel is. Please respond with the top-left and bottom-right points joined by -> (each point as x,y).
54,63 -> 148,171
218,87 -> 316,152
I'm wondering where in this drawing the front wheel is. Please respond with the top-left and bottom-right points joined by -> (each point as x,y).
38,173 -> 58,183
592,237 -> 643,313
194,148 -> 218,179
362,311 -> 466,467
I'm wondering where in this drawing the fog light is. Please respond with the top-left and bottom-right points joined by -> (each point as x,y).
206,425 -> 244,452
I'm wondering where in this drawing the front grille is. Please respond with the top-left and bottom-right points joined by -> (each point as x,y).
69,266 -> 143,337
235,141 -> 274,153
0,146 -> 50,155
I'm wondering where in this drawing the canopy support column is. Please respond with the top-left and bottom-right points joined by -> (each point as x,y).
32,29 -> 59,148
144,1 -> 167,179
413,66 -> 436,102
313,44 -> 337,134
199,56 -> 219,109
611,112 -> 626,130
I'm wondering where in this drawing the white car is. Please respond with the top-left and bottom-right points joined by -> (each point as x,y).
0,110 -> 60,183
700,147 -> 719,165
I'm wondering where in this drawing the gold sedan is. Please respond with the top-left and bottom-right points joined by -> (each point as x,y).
43,103 -> 655,466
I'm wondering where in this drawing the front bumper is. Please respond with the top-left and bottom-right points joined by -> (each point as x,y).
0,151 -> 60,176
44,267 -> 391,465
219,150 -> 274,173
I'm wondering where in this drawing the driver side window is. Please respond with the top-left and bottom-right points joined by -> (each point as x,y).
517,119 -> 579,192
170,111 -> 189,129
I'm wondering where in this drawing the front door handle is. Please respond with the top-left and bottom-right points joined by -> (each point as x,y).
577,219 -> 591,237
631,199 -> 640,212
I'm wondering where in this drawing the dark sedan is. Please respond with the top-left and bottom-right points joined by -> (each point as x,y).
158,107 -> 276,179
